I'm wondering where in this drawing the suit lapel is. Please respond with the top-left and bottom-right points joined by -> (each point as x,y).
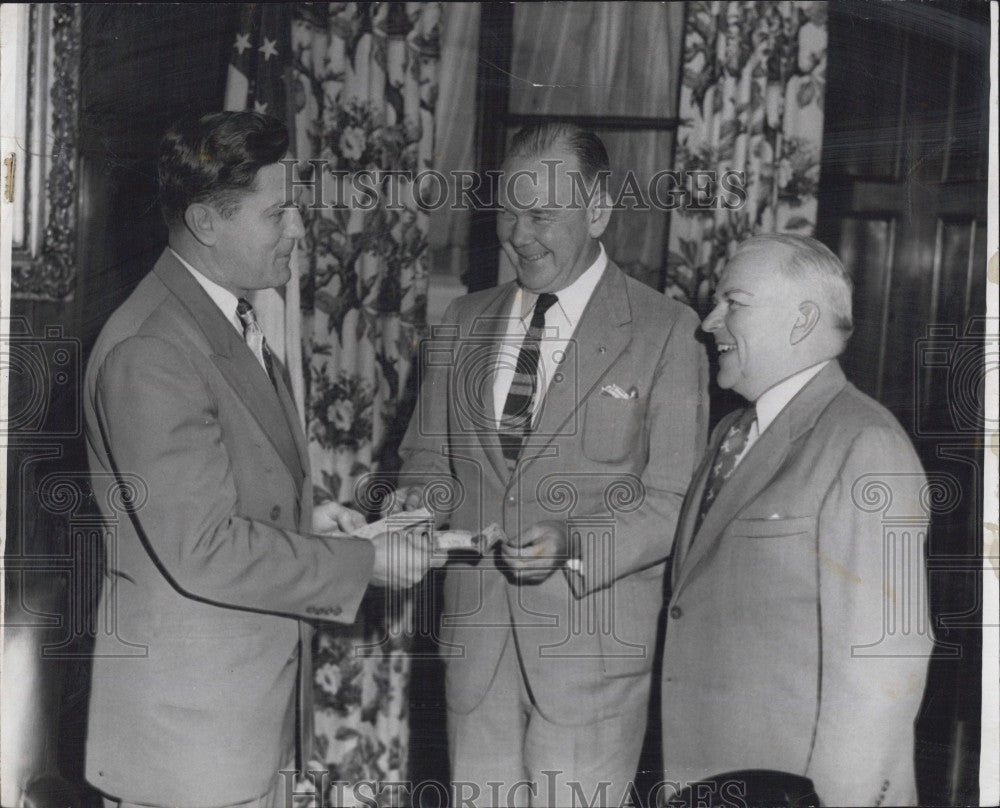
670,421 -> 724,580
274,358 -> 310,482
672,362 -> 849,597
674,415 -> 795,593
519,263 -> 632,468
460,284 -> 516,484
153,251 -> 306,487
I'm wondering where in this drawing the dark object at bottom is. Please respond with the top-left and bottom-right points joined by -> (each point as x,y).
664,770 -> 820,808
23,773 -> 82,808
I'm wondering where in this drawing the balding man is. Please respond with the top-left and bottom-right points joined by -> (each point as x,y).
396,121 -> 707,806
660,234 -> 933,806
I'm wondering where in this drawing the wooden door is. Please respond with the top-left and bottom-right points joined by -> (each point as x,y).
816,2 -> 990,804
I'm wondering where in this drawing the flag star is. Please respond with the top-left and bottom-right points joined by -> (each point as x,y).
253,100 -> 269,114
259,37 -> 278,61
234,32 -> 251,54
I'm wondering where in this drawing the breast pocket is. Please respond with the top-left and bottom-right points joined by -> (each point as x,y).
727,516 -> 818,610
582,395 -> 644,463
728,515 -> 816,538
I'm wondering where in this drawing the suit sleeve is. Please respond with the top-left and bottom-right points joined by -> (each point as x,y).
397,299 -> 462,521
93,335 -> 375,623
806,426 -> 933,806
569,304 -> 709,592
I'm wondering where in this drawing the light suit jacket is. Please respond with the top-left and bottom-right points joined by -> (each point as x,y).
661,362 -> 933,806
83,250 -> 375,806
399,261 -> 707,724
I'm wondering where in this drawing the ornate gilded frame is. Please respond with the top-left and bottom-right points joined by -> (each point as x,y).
10,4 -> 81,302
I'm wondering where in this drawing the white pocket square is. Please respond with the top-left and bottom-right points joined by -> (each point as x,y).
600,383 -> 638,399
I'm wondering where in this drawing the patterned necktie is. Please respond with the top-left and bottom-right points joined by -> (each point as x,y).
499,292 -> 559,470
693,405 -> 757,534
236,297 -> 277,388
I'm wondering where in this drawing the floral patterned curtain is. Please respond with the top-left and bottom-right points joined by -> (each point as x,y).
289,2 -> 441,799
665,0 -> 827,305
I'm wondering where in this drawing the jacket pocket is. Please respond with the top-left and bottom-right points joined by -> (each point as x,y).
582,395 -> 644,463
728,515 -> 816,538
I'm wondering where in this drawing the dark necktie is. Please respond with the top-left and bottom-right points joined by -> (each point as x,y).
499,292 -> 559,471
693,405 -> 757,534
236,297 -> 277,388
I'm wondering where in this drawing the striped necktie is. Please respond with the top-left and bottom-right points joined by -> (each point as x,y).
499,292 -> 559,471
693,405 -> 757,534
236,297 -> 277,388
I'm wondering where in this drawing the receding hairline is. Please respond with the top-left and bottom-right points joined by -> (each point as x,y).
502,137 -> 584,171
728,234 -> 854,337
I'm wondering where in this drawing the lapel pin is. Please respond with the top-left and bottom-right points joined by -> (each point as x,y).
599,346 -> 607,354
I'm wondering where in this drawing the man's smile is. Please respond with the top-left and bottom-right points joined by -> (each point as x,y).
517,250 -> 549,263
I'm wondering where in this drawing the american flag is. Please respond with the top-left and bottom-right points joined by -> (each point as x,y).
224,3 -> 292,122
223,3 -> 304,425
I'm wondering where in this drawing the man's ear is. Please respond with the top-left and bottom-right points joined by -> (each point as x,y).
587,191 -> 613,239
183,203 -> 219,247
790,301 -> 821,345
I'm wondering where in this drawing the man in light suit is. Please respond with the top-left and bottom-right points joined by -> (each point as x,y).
395,122 -> 708,806
661,234 -> 933,806
84,112 -> 431,808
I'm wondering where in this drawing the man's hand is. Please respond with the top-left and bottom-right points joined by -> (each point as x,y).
381,485 -> 425,518
499,520 -> 569,584
369,525 -> 443,588
312,500 -> 367,535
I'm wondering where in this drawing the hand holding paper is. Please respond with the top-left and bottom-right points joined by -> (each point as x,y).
312,500 -> 367,534
352,508 -> 507,556
500,520 -> 569,583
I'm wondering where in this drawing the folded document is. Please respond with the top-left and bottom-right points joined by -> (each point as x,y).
350,507 -> 506,555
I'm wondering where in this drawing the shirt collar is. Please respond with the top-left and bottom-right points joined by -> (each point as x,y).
516,242 -> 608,326
754,360 -> 830,435
169,247 -> 242,333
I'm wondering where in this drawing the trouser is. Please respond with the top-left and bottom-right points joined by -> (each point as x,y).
101,761 -> 296,808
448,633 -> 650,808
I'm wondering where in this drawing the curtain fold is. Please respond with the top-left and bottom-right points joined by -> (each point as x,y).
425,1 -> 479,315
289,3 -> 441,799
665,0 -> 827,305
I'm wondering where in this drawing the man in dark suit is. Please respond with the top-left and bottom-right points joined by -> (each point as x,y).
84,112 -> 431,808
395,122 -> 708,806
661,234 -> 933,806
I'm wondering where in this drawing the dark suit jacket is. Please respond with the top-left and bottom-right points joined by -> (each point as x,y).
661,362 -> 933,806
83,250 -> 375,805
399,260 -> 708,724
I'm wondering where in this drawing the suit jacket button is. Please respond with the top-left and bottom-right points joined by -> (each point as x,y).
270,505 -> 281,521
669,605 -> 683,619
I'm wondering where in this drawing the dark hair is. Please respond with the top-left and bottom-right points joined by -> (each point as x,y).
506,121 -> 610,184
157,111 -> 289,226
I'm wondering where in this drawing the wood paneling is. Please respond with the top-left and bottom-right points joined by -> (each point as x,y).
816,2 -> 989,804
73,3 -> 239,354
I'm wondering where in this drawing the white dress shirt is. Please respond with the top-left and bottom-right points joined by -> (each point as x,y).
492,244 -> 608,427
734,360 -> 831,468
170,247 -> 243,335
